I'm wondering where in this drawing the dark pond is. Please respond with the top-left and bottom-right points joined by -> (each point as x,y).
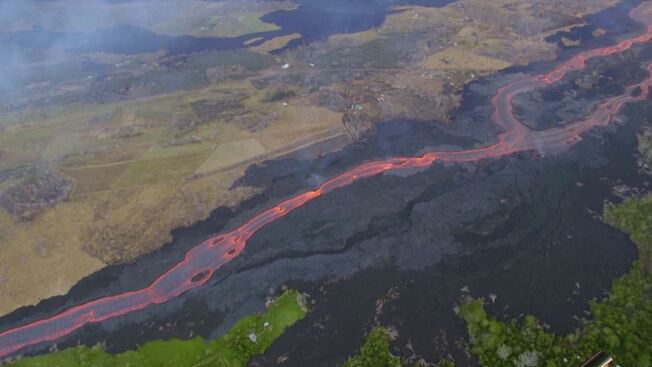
260,0 -> 455,50
545,0 -> 641,49
3,0 -> 454,55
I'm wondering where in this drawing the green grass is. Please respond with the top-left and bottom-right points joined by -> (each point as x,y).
112,153 -> 208,187
638,129 -> 652,167
0,125 -> 59,169
7,290 -> 308,367
458,195 -> 652,367
110,139 -> 214,187
138,143 -> 212,161
317,37 -> 408,69
195,138 -> 266,175
175,12 -> 280,38
61,162 -> 132,194
233,13 -> 280,37
344,327 -> 402,367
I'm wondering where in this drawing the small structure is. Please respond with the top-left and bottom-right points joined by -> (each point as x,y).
248,332 -> 257,343
580,352 -> 614,367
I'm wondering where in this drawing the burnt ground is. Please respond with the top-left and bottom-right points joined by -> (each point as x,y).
250,118 -> 645,366
0,113 -> 646,366
512,42 -> 652,131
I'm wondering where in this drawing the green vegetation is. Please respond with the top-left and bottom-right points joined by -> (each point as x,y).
344,327 -> 402,367
316,36 -> 413,70
638,128 -> 652,167
227,13 -> 281,38
458,195 -> 652,367
7,290 -> 308,367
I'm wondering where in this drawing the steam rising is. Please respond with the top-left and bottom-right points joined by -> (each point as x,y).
0,0 -> 188,94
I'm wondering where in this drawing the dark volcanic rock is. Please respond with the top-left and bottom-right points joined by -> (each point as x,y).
113,125 -> 142,139
0,165 -> 32,184
0,167 -> 72,221
87,110 -> 117,125
170,112 -> 195,132
512,43 -> 652,130
342,111 -> 375,141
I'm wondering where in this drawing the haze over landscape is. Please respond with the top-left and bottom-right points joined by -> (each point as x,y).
1,0 -> 652,366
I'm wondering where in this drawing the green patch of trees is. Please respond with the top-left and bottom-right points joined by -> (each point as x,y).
344,327 -> 402,367
264,89 -> 296,102
458,195 -> 652,367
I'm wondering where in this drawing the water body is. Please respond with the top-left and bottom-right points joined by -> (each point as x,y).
0,0 -> 453,95
545,0 -> 641,49
260,0 -> 455,50
3,0 -> 454,55
3,25 -> 261,55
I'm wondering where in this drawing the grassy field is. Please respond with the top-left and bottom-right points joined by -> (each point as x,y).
195,138 -> 266,175
422,47 -> 512,72
0,68 -> 344,313
61,162 -> 131,194
5,290 -> 308,367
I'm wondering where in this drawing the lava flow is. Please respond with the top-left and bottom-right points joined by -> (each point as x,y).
3,2 -> 652,359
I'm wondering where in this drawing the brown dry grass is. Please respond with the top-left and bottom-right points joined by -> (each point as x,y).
0,201 -> 104,315
422,47 -> 512,71
0,71 -> 345,315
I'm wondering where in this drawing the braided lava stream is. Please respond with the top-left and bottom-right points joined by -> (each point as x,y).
3,2 -> 652,359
